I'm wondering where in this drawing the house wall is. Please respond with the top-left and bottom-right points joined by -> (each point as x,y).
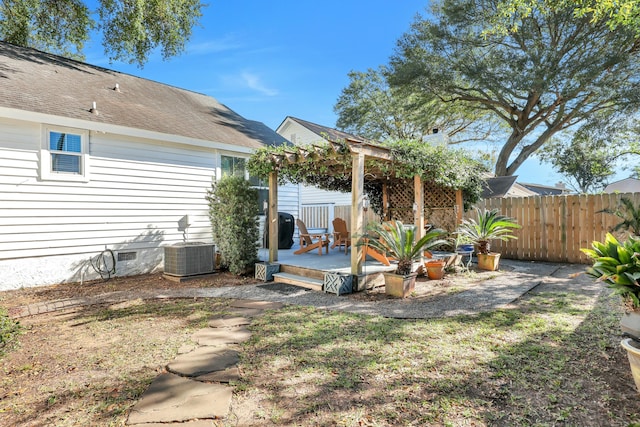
0,116 -> 297,290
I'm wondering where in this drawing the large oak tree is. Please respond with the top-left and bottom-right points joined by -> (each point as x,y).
389,0 -> 640,176
0,0 -> 204,66
334,66 -> 493,143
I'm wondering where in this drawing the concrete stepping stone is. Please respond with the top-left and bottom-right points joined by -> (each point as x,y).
167,347 -> 239,377
192,327 -> 251,346
230,299 -> 284,310
227,307 -> 264,318
195,366 -> 240,383
127,373 -> 231,425
132,420 -> 215,427
208,316 -> 250,328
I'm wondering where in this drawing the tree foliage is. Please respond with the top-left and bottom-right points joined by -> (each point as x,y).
206,176 -> 260,275
389,0 -> 640,177
486,0 -> 640,36
334,67 -> 493,143
538,134 -> 617,193
0,0 -> 204,65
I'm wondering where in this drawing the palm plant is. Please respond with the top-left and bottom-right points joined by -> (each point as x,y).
598,197 -> 640,236
456,208 -> 520,254
360,220 -> 448,275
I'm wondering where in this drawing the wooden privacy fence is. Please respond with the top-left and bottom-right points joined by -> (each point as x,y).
474,192 -> 640,264
301,192 -> 639,264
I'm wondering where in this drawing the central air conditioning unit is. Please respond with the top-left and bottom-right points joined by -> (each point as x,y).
164,242 -> 215,277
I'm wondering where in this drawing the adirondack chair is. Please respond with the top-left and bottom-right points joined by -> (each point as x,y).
331,217 -> 351,254
360,238 -> 392,266
293,219 -> 330,255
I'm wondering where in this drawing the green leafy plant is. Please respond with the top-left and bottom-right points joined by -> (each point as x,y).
0,306 -> 22,357
581,232 -> 640,310
598,196 -> 640,236
456,208 -> 520,254
359,220 -> 448,275
206,175 -> 260,275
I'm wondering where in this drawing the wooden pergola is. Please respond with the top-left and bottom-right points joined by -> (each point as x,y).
265,139 -> 464,276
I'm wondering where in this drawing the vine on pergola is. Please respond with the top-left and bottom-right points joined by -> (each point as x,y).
247,139 -> 487,214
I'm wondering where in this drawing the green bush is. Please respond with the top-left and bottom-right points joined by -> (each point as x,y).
206,175 -> 260,275
0,306 -> 22,357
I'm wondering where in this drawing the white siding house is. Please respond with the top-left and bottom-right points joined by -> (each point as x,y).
0,42 -> 294,290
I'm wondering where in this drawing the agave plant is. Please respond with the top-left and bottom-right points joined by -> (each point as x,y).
582,232 -> 640,310
456,208 -> 520,254
359,220 -> 448,276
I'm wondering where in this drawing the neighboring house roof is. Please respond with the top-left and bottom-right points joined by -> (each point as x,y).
520,182 -> 569,195
604,177 -> 640,193
277,116 -> 371,144
481,176 -> 538,198
0,42 -> 285,148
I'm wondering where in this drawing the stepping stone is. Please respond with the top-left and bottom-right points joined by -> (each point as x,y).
227,307 -> 264,318
127,373 -> 231,424
195,366 -> 240,383
192,327 -> 251,346
208,316 -> 250,328
167,347 -> 239,377
230,299 -> 284,310
132,420 -> 215,427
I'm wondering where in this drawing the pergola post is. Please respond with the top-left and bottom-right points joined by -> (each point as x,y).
414,174 -> 424,240
268,171 -> 278,263
350,152 -> 365,275
455,189 -> 463,225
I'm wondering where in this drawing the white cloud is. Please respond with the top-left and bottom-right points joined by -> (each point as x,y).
188,35 -> 243,55
240,72 -> 278,96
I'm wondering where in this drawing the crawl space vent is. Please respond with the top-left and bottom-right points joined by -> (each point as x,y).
117,251 -> 137,262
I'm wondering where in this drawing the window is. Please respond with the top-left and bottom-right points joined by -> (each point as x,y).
220,154 -> 268,214
221,155 -> 246,177
40,126 -> 89,181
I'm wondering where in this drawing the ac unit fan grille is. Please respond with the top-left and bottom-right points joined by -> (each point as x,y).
164,243 -> 215,276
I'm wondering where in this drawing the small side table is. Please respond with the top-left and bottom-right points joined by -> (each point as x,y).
457,250 -> 474,271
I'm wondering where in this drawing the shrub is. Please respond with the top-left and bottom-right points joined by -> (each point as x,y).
206,175 -> 260,275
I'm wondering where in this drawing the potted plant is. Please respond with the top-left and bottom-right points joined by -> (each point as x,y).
582,233 -> 640,391
456,208 -> 520,271
359,220 -> 447,297
581,233 -> 640,338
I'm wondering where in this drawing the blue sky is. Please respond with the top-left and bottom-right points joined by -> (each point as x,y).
83,1 -> 626,188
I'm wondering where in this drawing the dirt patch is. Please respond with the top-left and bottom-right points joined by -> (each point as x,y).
0,271 -> 258,311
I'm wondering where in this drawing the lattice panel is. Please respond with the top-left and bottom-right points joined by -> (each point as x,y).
386,179 -> 459,231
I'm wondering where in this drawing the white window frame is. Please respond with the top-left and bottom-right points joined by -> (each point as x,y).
219,154 -> 269,214
40,125 -> 90,182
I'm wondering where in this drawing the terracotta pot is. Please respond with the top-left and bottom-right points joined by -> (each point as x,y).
425,260 -> 445,280
383,272 -> 417,298
477,252 -> 501,271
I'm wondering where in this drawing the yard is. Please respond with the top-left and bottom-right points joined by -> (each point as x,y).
0,268 -> 639,426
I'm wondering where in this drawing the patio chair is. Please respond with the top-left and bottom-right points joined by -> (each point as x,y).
331,217 -> 351,254
360,238 -> 392,266
293,219 -> 330,255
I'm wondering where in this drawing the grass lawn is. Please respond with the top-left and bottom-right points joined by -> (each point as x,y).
1,269 -> 639,426
235,290 -> 639,426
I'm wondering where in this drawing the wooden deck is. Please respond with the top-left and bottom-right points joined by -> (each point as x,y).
257,246 -> 396,292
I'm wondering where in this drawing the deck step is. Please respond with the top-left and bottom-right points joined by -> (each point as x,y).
272,272 -> 323,292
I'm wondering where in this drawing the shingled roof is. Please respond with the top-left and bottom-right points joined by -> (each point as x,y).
282,116 -> 372,144
0,42 -> 286,149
